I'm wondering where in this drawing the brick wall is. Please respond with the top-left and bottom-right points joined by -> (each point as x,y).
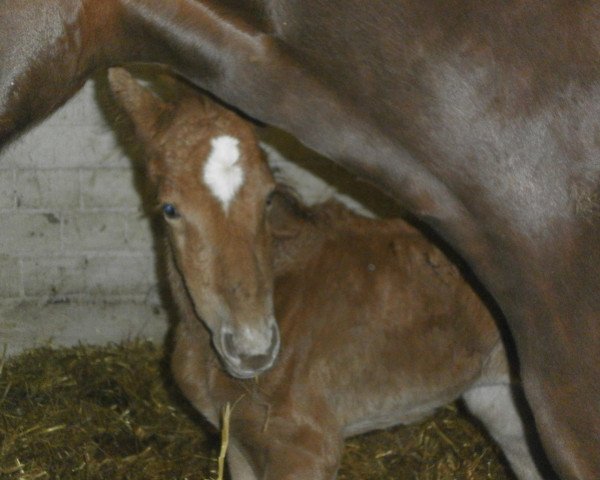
0,80 -> 157,304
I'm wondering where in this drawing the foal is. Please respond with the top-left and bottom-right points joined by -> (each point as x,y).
108,68 -> 547,480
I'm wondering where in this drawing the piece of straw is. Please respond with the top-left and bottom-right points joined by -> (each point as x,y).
216,402 -> 232,480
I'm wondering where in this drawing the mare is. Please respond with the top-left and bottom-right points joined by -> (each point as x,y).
1,2 -> 599,477
109,67 -> 551,480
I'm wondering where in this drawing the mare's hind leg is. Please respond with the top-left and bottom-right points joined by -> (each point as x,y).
462,383 -> 554,480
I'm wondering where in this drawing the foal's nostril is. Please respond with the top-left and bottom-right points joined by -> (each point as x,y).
221,324 -> 280,377
223,331 -> 239,362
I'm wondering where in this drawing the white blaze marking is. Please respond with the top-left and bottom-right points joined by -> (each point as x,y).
203,135 -> 244,211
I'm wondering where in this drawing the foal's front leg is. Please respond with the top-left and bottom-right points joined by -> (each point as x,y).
227,406 -> 343,480
227,442 -> 258,480
229,439 -> 342,480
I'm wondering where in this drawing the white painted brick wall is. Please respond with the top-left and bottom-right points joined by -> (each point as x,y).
0,80 -> 157,305
0,255 -> 21,298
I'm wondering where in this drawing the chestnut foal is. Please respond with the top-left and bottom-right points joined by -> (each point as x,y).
108,69 -> 547,480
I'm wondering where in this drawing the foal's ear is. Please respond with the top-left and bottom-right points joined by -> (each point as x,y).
108,67 -> 169,143
267,188 -> 311,238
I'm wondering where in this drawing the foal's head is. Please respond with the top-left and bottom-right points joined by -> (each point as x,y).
108,68 -> 279,378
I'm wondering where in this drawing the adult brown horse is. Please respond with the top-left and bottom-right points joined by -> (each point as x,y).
0,1 -> 598,478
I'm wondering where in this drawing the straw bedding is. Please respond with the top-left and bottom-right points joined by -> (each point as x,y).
0,341 -> 513,479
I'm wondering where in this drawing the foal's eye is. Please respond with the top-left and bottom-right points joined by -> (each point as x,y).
161,203 -> 180,220
265,189 -> 277,208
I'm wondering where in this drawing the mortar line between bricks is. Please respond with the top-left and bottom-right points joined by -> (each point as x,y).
15,166 -> 81,172
17,257 -> 25,298
9,163 -> 133,170
0,293 -> 155,305
78,167 -> 85,211
10,251 -> 155,259
11,168 -> 16,209
0,207 -> 143,214
59,209 -> 65,253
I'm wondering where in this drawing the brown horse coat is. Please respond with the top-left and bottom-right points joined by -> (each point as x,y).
1,3 -> 599,477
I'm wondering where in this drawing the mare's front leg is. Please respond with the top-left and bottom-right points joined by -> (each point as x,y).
226,443 -> 258,480
463,383 -> 553,480
462,343 -> 553,480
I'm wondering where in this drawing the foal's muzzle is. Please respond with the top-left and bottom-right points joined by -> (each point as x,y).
218,318 -> 280,379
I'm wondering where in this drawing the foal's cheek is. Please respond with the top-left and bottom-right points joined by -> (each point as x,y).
166,220 -> 191,258
173,230 -> 187,253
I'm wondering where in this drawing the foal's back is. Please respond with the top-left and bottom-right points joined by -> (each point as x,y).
264,198 -> 498,430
